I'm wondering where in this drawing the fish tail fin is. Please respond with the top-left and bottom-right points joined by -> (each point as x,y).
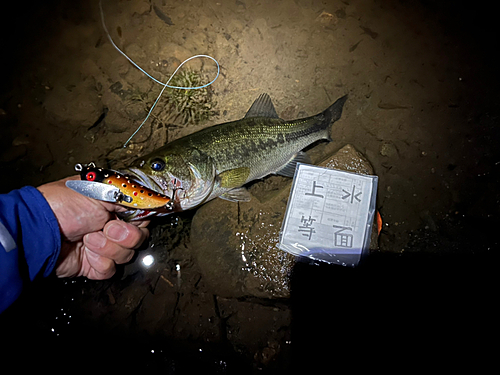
319,95 -> 348,140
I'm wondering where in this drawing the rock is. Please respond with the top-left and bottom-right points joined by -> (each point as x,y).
157,43 -> 202,71
43,83 -> 100,127
124,43 -> 147,62
190,144 -> 379,299
189,32 -> 208,52
147,123 -> 168,150
316,11 -> 337,25
124,68 -> 153,93
379,141 -> 398,157
228,19 -> 244,33
191,197 -> 294,299
0,145 -> 27,163
12,135 -> 31,146
420,210 -> 438,232
80,58 -> 102,79
123,99 -> 148,121
104,110 -> 134,133
324,144 -> 375,175
106,147 -> 140,169
198,15 -> 213,30
279,105 -> 298,120
110,56 -> 131,77
130,0 -> 151,16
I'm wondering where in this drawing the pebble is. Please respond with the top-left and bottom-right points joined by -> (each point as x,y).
12,135 -> 30,146
131,0 -> 151,15
379,141 -> 397,157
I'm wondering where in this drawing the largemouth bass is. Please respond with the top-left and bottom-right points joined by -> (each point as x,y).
123,93 -> 347,218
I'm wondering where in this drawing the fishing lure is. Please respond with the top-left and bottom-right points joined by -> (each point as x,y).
74,162 -> 173,210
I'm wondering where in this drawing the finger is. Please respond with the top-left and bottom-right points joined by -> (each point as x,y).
103,220 -> 149,250
134,220 -> 150,228
84,231 -> 135,265
39,176 -> 114,241
84,247 -> 116,280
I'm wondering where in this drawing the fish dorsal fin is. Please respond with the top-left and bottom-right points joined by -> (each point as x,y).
276,151 -> 312,177
244,93 -> 280,119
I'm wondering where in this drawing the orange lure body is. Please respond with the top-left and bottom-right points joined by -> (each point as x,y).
78,163 -> 171,209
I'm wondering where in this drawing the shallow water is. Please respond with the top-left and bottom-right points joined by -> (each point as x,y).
0,0 -> 497,372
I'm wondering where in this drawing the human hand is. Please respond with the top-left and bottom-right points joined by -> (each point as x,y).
37,176 -> 149,280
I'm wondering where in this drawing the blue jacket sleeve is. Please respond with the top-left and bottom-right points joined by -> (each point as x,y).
0,186 -> 61,313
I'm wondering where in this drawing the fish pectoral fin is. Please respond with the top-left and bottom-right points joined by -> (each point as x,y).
218,167 -> 250,189
219,187 -> 252,202
276,151 -> 312,177
244,93 -> 280,119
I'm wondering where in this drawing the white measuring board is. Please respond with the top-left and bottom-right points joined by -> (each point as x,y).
279,163 -> 378,266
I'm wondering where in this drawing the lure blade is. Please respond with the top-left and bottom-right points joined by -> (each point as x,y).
65,180 -> 121,203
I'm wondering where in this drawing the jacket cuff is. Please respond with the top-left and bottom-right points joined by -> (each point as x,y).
17,186 -> 61,279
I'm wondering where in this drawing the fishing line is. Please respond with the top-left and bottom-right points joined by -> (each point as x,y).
98,0 -> 220,147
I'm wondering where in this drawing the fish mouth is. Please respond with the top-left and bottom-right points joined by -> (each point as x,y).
122,168 -> 170,196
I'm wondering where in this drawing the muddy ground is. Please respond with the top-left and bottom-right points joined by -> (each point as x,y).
0,0 -> 497,373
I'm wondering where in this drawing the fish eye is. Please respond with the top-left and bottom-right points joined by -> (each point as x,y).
151,158 -> 165,171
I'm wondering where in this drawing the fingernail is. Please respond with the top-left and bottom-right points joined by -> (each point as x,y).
85,232 -> 106,249
106,222 -> 128,241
